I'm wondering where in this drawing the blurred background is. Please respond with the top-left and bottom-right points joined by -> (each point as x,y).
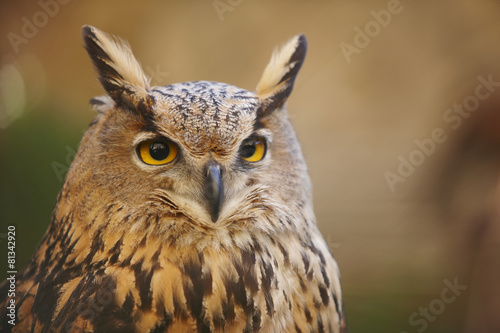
1,0 -> 500,332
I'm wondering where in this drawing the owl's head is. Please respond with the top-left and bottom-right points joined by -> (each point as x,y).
65,26 -> 310,239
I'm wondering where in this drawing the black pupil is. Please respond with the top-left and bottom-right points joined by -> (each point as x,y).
240,140 -> 257,158
149,142 -> 169,160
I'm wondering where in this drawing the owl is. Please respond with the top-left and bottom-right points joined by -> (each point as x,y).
0,26 -> 346,332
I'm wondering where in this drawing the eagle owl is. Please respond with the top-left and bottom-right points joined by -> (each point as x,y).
0,26 -> 346,332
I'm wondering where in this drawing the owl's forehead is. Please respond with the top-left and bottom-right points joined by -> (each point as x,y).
151,81 -> 259,112
150,81 -> 261,155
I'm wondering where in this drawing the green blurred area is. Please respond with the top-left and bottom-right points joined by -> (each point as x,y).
0,108 -> 86,274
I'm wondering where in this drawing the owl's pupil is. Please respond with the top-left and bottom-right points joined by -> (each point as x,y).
240,142 -> 257,158
149,142 -> 169,160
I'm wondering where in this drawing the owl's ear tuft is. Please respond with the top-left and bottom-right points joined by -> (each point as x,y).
82,25 -> 151,112
256,34 -> 307,118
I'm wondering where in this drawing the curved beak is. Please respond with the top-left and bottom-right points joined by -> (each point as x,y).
204,163 -> 224,222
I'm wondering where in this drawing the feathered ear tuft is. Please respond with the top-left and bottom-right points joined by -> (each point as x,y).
256,34 -> 307,118
82,25 -> 151,112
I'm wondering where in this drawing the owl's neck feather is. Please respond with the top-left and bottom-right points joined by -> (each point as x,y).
40,182 -> 315,265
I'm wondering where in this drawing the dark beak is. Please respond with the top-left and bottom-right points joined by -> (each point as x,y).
204,163 -> 224,222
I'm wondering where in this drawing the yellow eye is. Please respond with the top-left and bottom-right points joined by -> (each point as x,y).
138,140 -> 177,165
240,137 -> 266,162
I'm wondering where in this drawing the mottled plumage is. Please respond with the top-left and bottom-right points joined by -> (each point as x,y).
0,26 -> 346,332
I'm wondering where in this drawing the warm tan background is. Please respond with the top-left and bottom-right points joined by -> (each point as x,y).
1,1 -> 500,332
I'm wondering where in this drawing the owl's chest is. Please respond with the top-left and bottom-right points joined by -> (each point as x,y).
20,228 -> 339,332
108,234 -> 335,332
137,243 -> 293,331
